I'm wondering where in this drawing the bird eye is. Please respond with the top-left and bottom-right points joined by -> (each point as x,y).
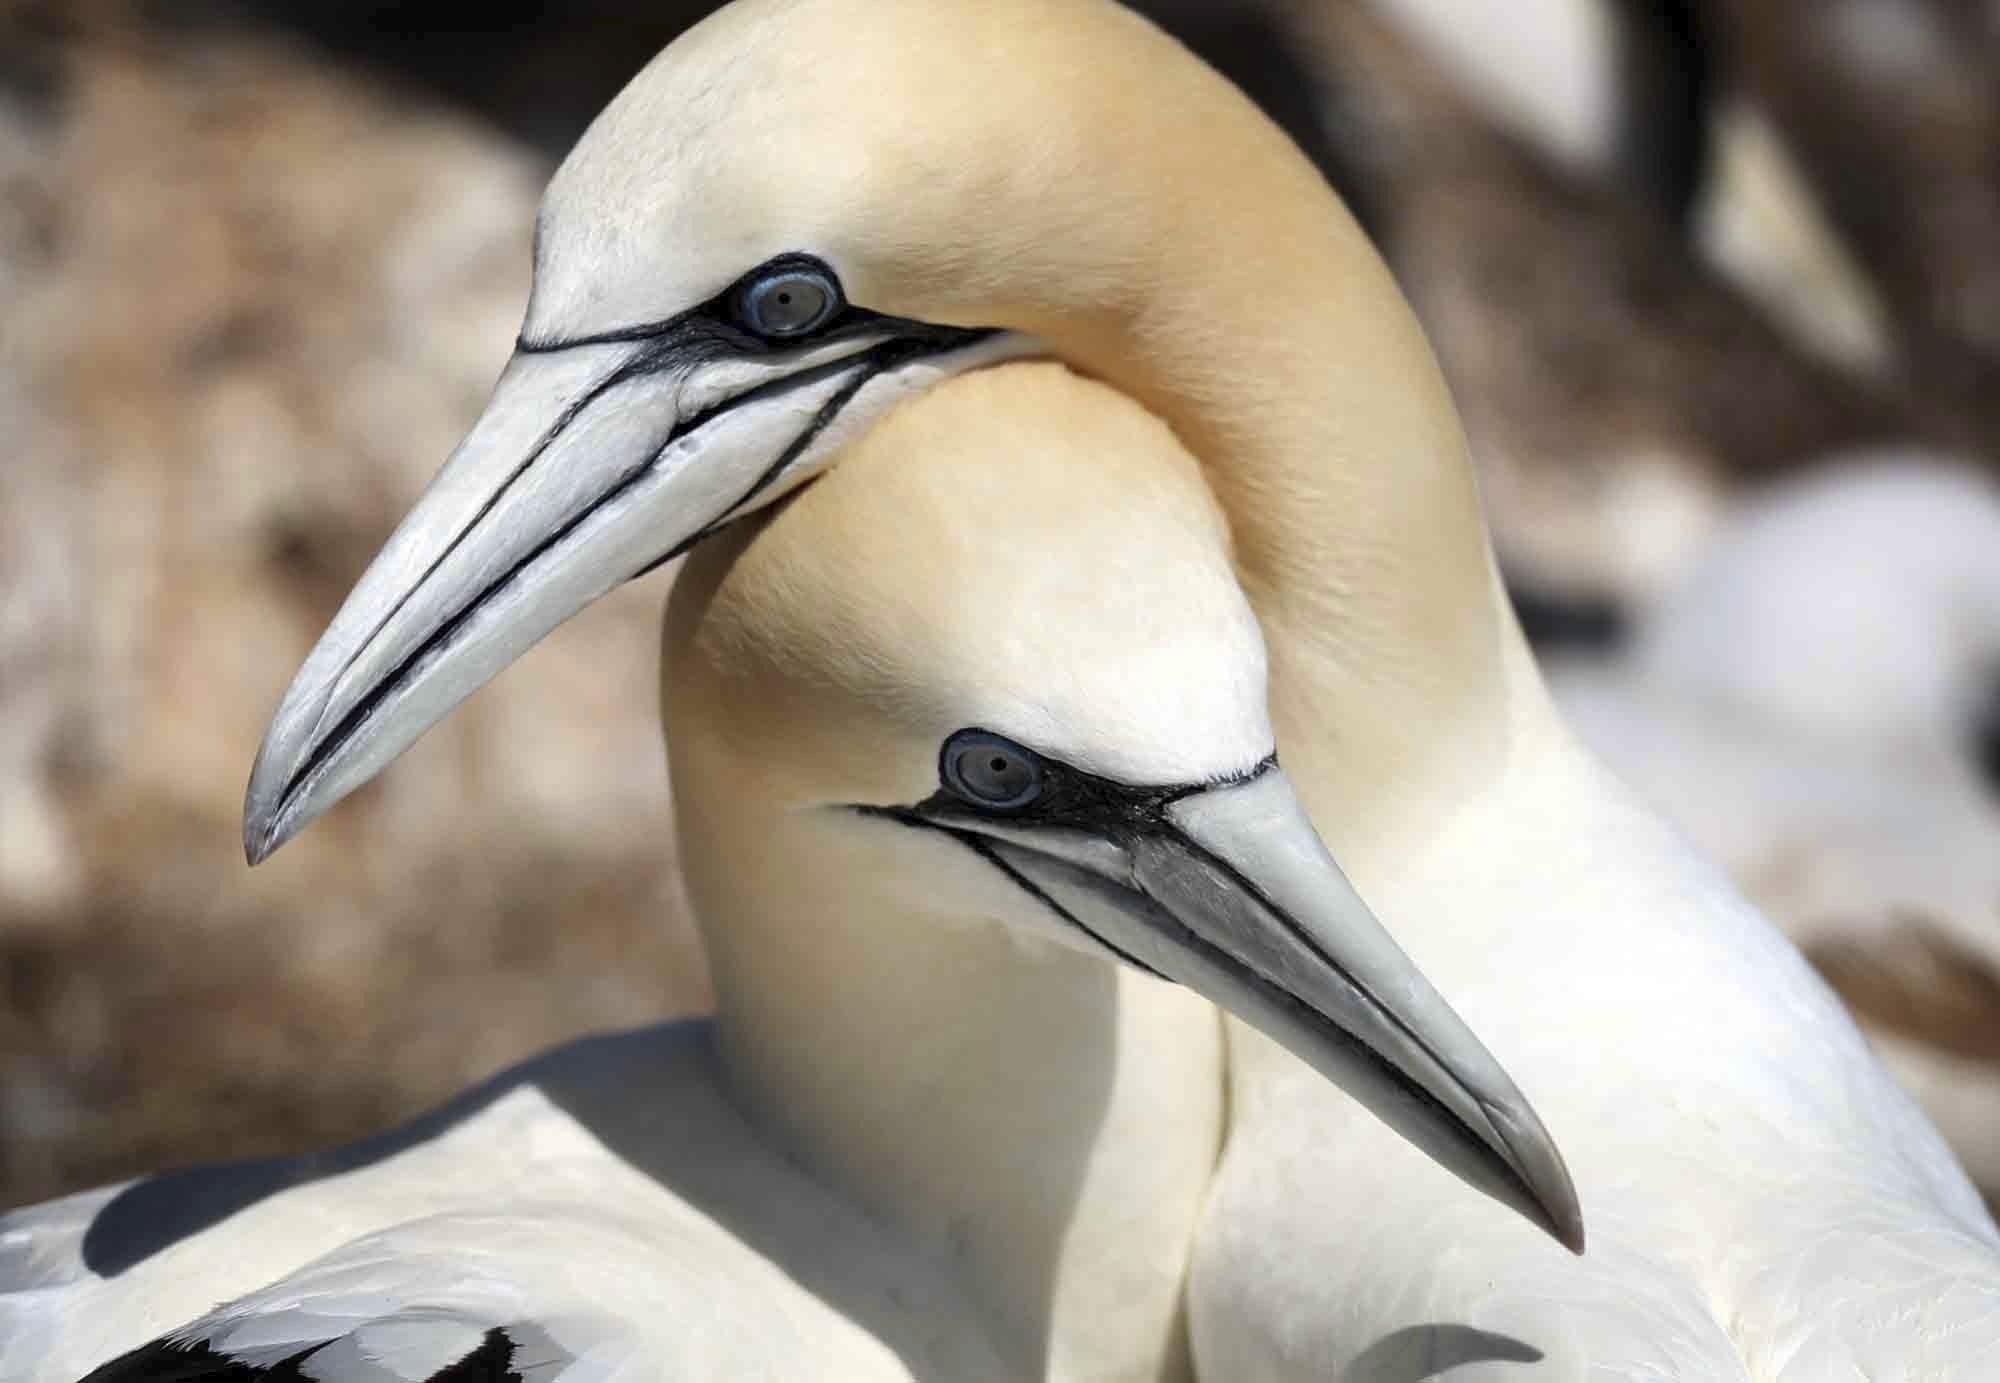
941,730 -> 1044,811
737,262 -> 841,340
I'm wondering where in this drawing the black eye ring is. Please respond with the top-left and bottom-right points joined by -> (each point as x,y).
940,729 -> 1045,812
733,257 -> 844,341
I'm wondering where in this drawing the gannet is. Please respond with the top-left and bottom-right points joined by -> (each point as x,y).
218,0 -> 2000,1372
1360,0 -> 1894,375
1701,0 -> 2000,437
13,0 -> 1998,1374
3,359 -> 1577,1376
1360,0 -> 1710,222
1264,0 -> 1894,616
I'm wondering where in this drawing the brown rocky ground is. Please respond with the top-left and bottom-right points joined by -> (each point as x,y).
0,3 -> 706,1208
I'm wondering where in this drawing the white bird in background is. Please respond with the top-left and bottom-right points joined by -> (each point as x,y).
4,0 -> 1998,1377
1361,0 -> 1706,215
1362,0 -> 1893,372
1551,455 -> 2000,1193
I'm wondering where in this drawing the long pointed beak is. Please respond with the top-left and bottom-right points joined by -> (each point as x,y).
245,329 -> 1024,862
958,768 -> 1585,1254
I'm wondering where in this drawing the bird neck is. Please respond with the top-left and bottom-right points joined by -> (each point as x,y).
860,0 -> 1525,841
672,787 -> 1224,1382
1046,126 -> 1525,859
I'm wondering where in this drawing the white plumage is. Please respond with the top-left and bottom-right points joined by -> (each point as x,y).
1190,692 -> 2000,1377
1363,0 -> 1626,177
3,1029 -> 975,1379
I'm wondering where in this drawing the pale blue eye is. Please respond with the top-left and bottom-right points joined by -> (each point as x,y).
742,268 -> 837,338
942,730 -> 1044,810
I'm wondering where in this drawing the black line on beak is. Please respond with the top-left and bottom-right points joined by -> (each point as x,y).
306,312 -> 781,745
626,326 -> 997,583
1155,820 -> 1475,1106
857,744 -> 1547,1226
312,335 -> 669,725
857,798 -> 1540,1221
270,328 -> 990,830
853,806 -> 1169,981
909,743 -> 1457,1080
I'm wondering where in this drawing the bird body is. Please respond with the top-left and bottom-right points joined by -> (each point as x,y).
3,1027 -> 961,1380
1193,693 -> 2000,1377
1361,0 -> 1708,221
1363,0 -> 1629,178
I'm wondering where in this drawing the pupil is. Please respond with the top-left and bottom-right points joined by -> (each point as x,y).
990,756 -> 1008,773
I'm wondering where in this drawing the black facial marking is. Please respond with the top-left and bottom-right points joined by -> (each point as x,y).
520,253 -> 870,356
851,732 -> 1275,973
921,727 -> 1276,839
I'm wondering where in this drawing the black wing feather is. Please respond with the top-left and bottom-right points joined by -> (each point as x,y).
77,1340 -> 323,1383
77,1329 -> 522,1383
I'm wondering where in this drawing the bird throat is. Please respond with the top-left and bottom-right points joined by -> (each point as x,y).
680,807 -> 1226,1381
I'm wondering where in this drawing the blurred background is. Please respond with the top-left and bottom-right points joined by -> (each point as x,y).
2,0 -> 1997,1212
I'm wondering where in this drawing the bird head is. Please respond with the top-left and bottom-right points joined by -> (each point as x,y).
664,361 -> 1582,1254
241,0 -> 1424,860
